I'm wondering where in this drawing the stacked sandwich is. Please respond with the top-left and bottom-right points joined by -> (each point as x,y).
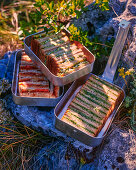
62,75 -> 122,137
18,52 -> 59,98
31,30 -> 89,77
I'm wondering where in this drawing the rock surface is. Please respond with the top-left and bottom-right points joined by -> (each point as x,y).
97,127 -> 136,170
8,122 -> 134,170
73,0 -> 136,69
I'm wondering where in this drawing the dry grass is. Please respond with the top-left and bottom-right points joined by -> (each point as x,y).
0,0 -> 33,58
0,29 -> 22,58
0,97 -> 56,169
0,118 -> 55,169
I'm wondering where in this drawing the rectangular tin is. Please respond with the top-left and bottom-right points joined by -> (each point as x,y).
54,73 -> 125,147
12,49 -> 64,106
24,29 -> 95,86
54,20 -> 130,147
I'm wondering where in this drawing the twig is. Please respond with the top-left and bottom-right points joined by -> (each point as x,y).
0,149 -> 11,170
21,148 -> 25,170
111,6 -> 119,17
24,125 -> 31,138
25,9 -> 30,23
91,42 -> 112,48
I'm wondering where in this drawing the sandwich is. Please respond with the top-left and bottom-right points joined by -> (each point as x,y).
18,52 -> 59,98
62,75 -> 123,137
31,30 -> 89,77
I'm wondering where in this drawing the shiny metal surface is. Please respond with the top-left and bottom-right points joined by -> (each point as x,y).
24,29 -> 95,86
102,20 -> 130,83
12,49 -> 64,106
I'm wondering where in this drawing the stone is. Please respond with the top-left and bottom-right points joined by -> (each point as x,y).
4,50 -> 136,169
0,51 -> 16,82
0,99 -> 10,123
109,0 -> 128,15
72,2 -> 116,33
128,4 -> 136,15
0,65 -> 6,79
6,95 -> 94,154
97,127 -> 136,170
10,124 -> 135,169
100,0 -> 136,68
72,0 -> 136,69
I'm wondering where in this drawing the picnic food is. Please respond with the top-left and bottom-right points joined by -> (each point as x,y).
62,75 -> 123,137
31,30 -> 90,77
18,52 -> 59,98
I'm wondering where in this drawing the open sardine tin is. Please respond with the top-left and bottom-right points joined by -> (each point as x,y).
24,29 -> 95,86
54,73 -> 125,147
12,49 -> 64,107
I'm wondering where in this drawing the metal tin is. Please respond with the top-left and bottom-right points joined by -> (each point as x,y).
24,29 -> 95,86
54,20 -> 130,146
12,49 -> 64,106
54,73 -> 125,147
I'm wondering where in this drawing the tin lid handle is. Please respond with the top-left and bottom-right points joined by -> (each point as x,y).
102,20 -> 130,83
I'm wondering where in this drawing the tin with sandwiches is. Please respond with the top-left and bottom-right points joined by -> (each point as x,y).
12,50 -> 64,106
24,29 -> 95,86
54,20 -> 130,146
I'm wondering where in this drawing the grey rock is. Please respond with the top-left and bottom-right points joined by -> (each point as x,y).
128,4 -> 136,15
7,95 -> 93,154
99,0 -> 136,68
11,122 -> 135,170
97,127 -> 136,170
73,0 -> 136,68
72,3 -> 116,33
6,94 -> 136,170
109,0 -> 128,15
